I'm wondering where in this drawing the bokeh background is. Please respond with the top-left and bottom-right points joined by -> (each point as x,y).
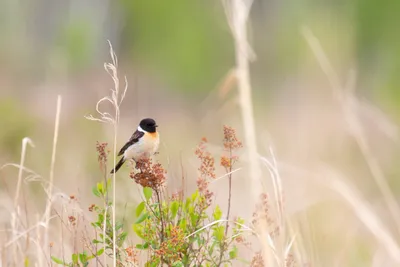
1,0 -> 400,266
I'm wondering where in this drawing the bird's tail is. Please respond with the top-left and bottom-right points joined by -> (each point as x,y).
110,157 -> 125,174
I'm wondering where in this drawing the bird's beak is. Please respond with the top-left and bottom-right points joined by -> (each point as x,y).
155,125 -> 158,127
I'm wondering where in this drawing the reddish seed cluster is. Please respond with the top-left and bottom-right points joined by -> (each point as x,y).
195,138 -> 216,204
68,215 -> 77,226
221,125 -> 242,171
88,204 -> 96,212
220,156 -> 231,169
250,252 -> 264,267
222,125 -> 243,150
125,246 -> 139,264
252,193 -> 279,238
96,142 -> 109,170
155,226 -> 185,262
196,177 -> 213,205
195,138 -> 216,179
171,190 -> 183,201
285,253 -> 296,267
130,158 -> 166,190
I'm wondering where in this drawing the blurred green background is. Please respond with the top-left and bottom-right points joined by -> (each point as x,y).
1,1 -> 400,266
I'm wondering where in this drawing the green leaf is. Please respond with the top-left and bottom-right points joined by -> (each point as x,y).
172,261 -> 184,267
96,248 -> 104,256
213,205 -> 222,220
71,254 -> 78,264
51,256 -> 65,265
79,252 -> 87,263
97,182 -> 104,195
115,221 -> 124,231
92,186 -> 100,197
136,242 -> 149,250
213,225 -> 225,242
179,219 -> 187,231
143,187 -> 153,201
191,190 -> 199,201
185,198 -> 191,211
136,201 -> 146,217
229,246 -> 238,259
170,201 -> 179,219
118,232 -> 128,245
133,224 -> 145,239
190,213 -> 199,226
135,212 -> 149,224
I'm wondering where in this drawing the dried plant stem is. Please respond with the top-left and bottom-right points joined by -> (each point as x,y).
226,0 -> 262,200
14,138 -> 34,207
86,41 -> 128,266
224,0 -> 272,264
155,189 -> 165,243
225,148 -> 233,236
44,95 -> 62,258
112,123 -> 118,266
11,137 -> 34,265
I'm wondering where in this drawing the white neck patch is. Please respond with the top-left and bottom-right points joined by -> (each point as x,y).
138,125 -> 147,133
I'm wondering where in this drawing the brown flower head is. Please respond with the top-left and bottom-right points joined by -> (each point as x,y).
88,204 -> 96,212
195,138 -> 216,179
155,226 -> 185,263
196,176 -> 213,205
285,253 -> 296,267
222,125 -> 243,150
130,158 -> 166,190
220,156 -> 231,169
125,246 -> 139,264
250,252 -> 264,267
252,193 -> 279,238
96,142 -> 109,170
171,190 -> 184,201
220,126 -> 242,171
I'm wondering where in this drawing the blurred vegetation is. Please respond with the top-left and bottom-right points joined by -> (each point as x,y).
0,98 -> 35,159
0,0 -> 400,99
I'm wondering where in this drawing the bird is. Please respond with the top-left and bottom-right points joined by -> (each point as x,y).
110,118 -> 160,174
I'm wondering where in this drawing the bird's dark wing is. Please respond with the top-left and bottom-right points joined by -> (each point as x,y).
117,130 -> 145,156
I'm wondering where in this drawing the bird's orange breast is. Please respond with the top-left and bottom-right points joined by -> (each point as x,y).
148,131 -> 159,139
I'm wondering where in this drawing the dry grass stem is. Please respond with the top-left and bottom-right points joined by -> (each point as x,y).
44,95 -> 62,260
85,40 -> 127,266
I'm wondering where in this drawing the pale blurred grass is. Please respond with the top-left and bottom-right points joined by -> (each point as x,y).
1,8 -> 400,267
1,67 -> 400,265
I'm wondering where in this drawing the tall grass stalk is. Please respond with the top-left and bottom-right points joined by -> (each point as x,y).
223,0 -> 277,265
85,41 -> 127,266
10,137 -> 34,264
44,95 -> 62,261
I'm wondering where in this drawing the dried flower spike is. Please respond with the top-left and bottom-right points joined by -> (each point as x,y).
96,142 -> 109,170
222,125 -> 243,150
130,158 -> 166,190
195,138 -> 216,179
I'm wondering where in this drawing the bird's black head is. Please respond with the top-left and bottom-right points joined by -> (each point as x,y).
139,118 -> 158,133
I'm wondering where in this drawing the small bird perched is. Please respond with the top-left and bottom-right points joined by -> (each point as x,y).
110,118 -> 160,174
